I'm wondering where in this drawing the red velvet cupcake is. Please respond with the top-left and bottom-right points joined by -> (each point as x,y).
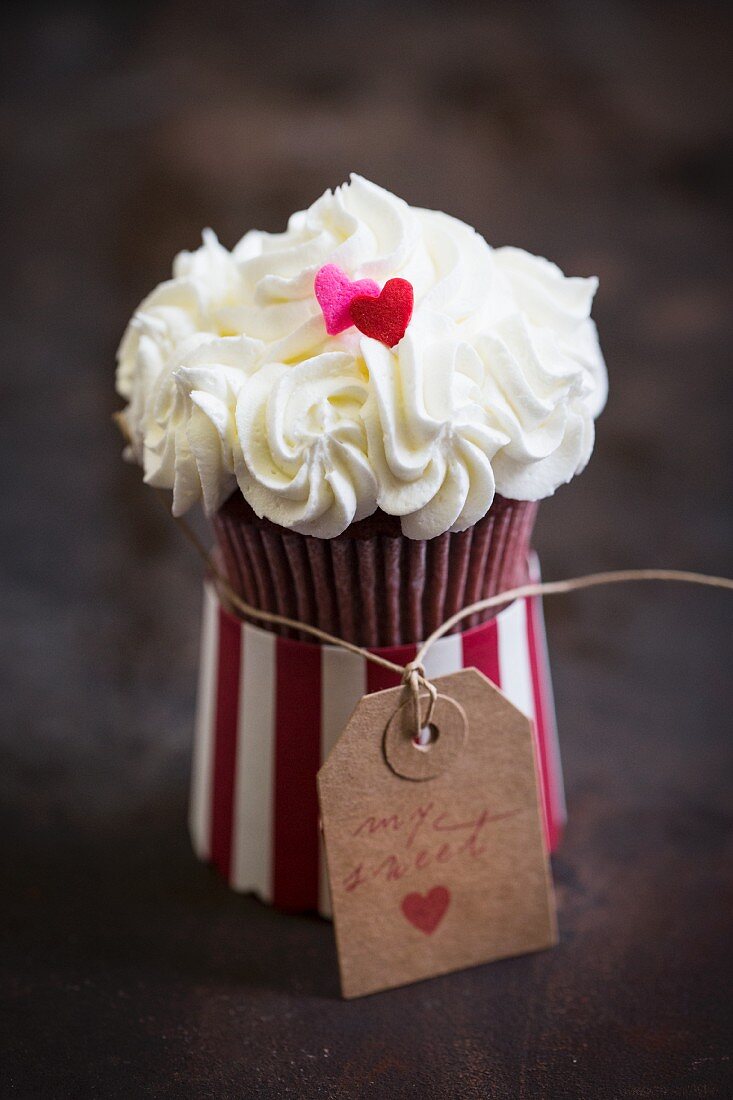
116,176 -> 606,646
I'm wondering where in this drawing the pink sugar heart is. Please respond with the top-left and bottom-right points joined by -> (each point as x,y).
314,264 -> 380,336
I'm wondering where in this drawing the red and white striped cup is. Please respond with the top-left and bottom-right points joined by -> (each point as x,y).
189,556 -> 565,916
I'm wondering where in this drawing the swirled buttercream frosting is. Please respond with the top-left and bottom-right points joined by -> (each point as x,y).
116,175 -> 607,538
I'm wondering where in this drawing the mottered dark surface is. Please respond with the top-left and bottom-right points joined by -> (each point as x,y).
1,2 -> 731,1097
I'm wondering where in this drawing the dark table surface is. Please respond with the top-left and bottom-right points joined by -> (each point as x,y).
2,2 -> 731,1097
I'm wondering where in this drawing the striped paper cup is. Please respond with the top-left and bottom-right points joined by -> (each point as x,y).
189,555 -> 564,916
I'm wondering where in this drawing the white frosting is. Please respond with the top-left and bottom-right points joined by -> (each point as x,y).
117,175 -> 607,536
141,334 -> 262,516
235,352 -> 377,538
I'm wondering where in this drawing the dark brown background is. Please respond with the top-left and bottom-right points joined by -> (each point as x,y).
1,2 -> 731,1097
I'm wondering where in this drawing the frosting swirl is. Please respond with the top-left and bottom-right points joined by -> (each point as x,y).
141,334 -> 262,515
235,352 -> 377,538
116,175 -> 607,536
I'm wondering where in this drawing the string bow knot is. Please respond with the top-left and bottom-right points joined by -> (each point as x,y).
402,660 -> 439,745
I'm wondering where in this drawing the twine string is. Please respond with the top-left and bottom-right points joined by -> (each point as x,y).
412,568 -> 733,669
156,492 -> 733,739
403,661 -> 438,744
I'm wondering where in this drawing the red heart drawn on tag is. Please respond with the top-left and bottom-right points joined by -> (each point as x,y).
401,886 -> 450,935
350,278 -> 414,347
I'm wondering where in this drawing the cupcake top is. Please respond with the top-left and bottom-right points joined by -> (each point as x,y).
116,175 -> 607,539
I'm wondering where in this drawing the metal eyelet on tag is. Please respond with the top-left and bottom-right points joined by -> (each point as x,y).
383,693 -> 468,781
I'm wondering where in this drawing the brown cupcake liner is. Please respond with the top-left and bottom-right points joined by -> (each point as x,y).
211,493 -> 538,647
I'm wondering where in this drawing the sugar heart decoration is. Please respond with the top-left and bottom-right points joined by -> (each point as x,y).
350,278 -> 414,348
314,264 -> 380,336
401,886 -> 450,935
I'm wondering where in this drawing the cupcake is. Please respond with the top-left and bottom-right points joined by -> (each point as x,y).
116,175 -> 606,646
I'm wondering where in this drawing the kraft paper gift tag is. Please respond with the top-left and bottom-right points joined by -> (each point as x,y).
318,668 -> 558,999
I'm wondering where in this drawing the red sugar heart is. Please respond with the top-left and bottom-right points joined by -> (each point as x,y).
350,278 -> 414,348
400,885 -> 450,935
